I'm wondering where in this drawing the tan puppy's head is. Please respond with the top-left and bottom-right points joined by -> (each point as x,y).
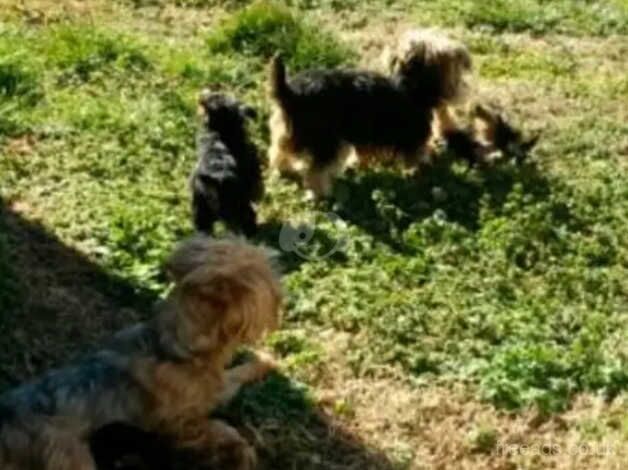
161,235 -> 282,358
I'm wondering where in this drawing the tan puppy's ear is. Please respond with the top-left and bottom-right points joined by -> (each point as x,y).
164,236 -> 282,355
179,267 -> 279,353
177,271 -> 235,353
521,133 -> 540,152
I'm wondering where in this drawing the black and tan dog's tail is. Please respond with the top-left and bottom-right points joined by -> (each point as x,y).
268,54 -> 290,103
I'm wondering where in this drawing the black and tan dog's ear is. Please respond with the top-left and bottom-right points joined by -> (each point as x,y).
197,88 -> 212,119
240,104 -> 258,120
198,88 -> 212,104
472,103 -> 496,123
521,133 -> 540,152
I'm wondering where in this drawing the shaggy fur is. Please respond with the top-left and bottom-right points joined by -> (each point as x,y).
192,91 -> 263,236
442,128 -> 485,167
444,103 -> 539,166
473,104 -> 538,163
384,29 -> 473,144
0,236 -> 282,470
267,49 -> 455,198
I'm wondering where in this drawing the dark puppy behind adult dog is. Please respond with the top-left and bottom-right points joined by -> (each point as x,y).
268,52 -> 452,198
444,104 -> 539,166
473,104 -> 538,164
90,422 -> 213,470
192,91 -> 263,236
90,422 -> 173,470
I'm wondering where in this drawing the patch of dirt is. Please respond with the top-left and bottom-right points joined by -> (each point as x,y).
0,203 -> 149,388
270,330 -> 628,469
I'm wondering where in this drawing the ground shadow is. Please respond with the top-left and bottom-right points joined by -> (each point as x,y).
0,199 -> 156,389
330,155 -> 553,251
219,373 -> 396,470
0,199 -> 395,469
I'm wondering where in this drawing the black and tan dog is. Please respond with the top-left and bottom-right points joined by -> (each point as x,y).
267,30 -> 472,198
444,103 -> 539,166
0,236 -> 282,470
266,55 -> 437,198
192,91 -> 263,236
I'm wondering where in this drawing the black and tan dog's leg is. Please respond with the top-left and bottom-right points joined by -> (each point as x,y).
268,106 -> 301,176
303,142 -> 347,199
434,104 -> 459,136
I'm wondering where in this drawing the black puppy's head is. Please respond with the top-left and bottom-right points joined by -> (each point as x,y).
473,104 -> 539,163
198,89 -> 257,133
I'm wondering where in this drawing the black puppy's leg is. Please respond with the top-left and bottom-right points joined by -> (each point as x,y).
240,204 -> 257,237
192,190 -> 218,234
303,142 -> 343,199
225,203 -> 257,238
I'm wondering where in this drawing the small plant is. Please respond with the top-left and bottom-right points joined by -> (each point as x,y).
42,26 -> 151,83
468,426 -> 499,454
206,0 -> 354,70
0,35 -> 42,134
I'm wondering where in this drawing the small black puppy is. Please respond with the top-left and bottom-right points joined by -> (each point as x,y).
90,422 -> 210,470
90,422 -> 173,470
191,91 -> 263,236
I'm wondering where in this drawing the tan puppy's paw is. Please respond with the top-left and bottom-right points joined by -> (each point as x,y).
250,350 -> 279,380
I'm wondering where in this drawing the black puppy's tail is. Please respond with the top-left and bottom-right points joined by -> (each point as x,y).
268,54 -> 290,103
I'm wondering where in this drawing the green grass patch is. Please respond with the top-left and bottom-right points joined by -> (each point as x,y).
206,0 -> 355,70
39,26 -> 151,83
0,29 -> 42,135
478,49 -> 576,80
284,169 -> 628,412
418,0 -> 628,36
120,0 -> 251,8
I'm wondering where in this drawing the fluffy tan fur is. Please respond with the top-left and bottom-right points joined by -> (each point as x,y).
0,236 -> 282,470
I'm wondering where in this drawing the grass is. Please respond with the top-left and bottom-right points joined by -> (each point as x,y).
0,0 -> 627,468
420,0 -> 628,36
206,0 -> 355,70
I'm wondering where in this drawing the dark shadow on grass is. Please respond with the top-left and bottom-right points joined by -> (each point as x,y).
0,199 -> 156,390
331,156 -> 553,251
0,199 -> 395,469
219,373 -> 396,470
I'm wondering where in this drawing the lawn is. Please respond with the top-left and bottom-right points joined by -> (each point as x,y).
0,0 -> 627,468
